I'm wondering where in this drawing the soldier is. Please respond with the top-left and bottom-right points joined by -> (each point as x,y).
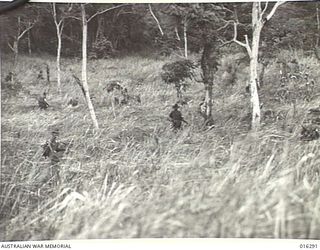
169,104 -> 188,131
67,97 -> 79,107
5,72 -> 14,82
37,70 -> 44,80
38,92 -> 49,110
120,88 -> 129,105
42,129 -> 67,186
42,129 -> 65,158
300,125 -> 320,141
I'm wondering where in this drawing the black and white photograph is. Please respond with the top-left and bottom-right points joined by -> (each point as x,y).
0,0 -> 320,242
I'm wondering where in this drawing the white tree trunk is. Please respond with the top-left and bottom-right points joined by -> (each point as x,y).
250,3 -> 262,131
233,2 -> 284,131
316,2 -> 320,47
81,4 -> 99,130
183,20 -> 188,59
53,3 -> 63,93
56,27 -> 62,93
205,84 -> 213,119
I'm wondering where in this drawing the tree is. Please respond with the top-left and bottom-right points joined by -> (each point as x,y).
148,4 -> 164,37
161,4 -> 201,58
161,59 -> 196,100
52,3 -> 67,93
80,4 -> 99,129
232,1 -> 285,130
200,41 -> 219,123
188,4 -> 232,123
317,2 -> 320,48
78,3 -> 130,129
7,14 -> 37,69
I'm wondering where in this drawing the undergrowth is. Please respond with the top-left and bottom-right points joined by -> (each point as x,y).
1,51 -> 320,240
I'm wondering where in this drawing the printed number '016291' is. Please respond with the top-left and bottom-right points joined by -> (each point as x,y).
300,244 -> 318,249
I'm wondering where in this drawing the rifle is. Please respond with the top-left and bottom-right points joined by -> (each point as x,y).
182,118 -> 189,125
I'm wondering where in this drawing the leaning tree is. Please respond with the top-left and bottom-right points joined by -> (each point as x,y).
74,3 -> 130,129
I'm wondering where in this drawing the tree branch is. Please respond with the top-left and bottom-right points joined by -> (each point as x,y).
265,1 -> 285,22
233,21 -> 247,48
244,35 -> 252,56
217,20 -> 234,31
218,40 -> 233,49
7,42 -> 14,52
87,4 -> 131,23
175,26 -> 181,41
68,16 -> 81,21
148,4 -> 164,36
59,22 -> 64,36
260,2 -> 269,21
17,21 -> 36,40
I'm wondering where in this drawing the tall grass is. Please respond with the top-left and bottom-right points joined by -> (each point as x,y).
1,52 -> 320,240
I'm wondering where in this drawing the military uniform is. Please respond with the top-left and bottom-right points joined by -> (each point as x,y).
169,104 -> 187,131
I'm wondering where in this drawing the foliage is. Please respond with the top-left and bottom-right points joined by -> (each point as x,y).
0,2 -> 319,57
161,59 -> 196,84
89,37 -> 116,59
161,59 -> 197,98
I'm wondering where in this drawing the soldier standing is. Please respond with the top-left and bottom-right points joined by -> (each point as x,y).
169,104 -> 188,131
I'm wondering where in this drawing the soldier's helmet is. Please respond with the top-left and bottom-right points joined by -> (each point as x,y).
172,104 -> 179,109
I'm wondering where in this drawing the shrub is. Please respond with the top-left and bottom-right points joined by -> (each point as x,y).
161,59 -> 196,99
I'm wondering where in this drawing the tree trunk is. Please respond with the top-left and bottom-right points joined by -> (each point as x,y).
81,4 -> 99,130
205,83 -> 213,119
201,42 -> 218,122
316,2 -> 319,48
183,20 -> 188,59
95,16 -> 104,43
250,3 -> 262,131
46,64 -> 50,84
27,30 -> 32,55
13,40 -> 18,69
56,26 -> 62,93
233,2 -> 284,131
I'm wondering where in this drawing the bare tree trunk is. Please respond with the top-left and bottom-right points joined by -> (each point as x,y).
316,2 -> 319,48
205,83 -> 213,119
249,3 -> 262,131
233,1 -> 284,131
149,4 -> 164,36
183,19 -> 188,59
13,40 -> 18,69
27,30 -> 31,55
81,4 -> 99,130
52,3 -> 64,93
56,33 -> 62,92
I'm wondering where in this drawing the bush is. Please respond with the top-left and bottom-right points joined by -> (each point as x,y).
161,59 -> 197,98
89,37 -> 117,59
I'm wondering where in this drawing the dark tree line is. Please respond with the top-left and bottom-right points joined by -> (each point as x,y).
1,2 -> 319,58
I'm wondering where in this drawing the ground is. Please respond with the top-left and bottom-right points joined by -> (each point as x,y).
1,51 -> 320,240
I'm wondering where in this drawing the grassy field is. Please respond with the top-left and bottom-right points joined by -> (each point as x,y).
1,51 -> 320,240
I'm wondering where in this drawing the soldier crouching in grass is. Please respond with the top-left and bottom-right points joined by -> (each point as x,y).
169,103 -> 188,131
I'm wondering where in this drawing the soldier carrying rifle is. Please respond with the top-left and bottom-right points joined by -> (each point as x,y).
169,103 -> 188,131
